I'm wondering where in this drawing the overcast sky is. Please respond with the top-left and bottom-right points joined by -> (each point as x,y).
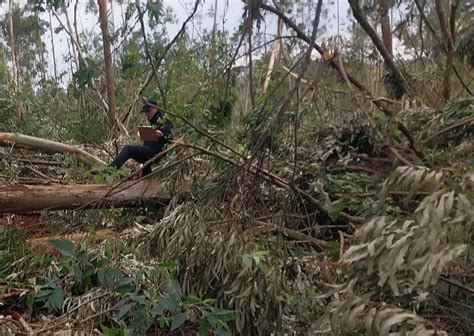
2,0 -> 353,84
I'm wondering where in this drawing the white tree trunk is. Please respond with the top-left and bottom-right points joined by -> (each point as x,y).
0,132 -> 105,167
7,0 -> 18,90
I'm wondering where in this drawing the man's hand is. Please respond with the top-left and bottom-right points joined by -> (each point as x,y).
156,130 -> 163,137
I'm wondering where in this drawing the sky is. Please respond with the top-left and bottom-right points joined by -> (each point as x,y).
2,0 -> 353,84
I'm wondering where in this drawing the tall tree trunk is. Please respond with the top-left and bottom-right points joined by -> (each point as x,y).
109,0 -> 116,62
379,0 -> 392,59
212,0 -> 218,38
36,14 -> 47,83
7,0 -> 22,120
98,0 -> 118,132
49,9 -> 58,81
434,0 -> 453,102
247,22 -> 255,107
7,0 -> 18,90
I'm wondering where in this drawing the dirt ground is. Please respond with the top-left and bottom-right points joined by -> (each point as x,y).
0,214 -> 50,237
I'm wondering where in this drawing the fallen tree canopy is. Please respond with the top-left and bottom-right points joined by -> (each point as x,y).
0,180 -> 172,213
0,132 -> 105,168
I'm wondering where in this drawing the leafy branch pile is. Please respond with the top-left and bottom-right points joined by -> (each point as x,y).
1,0 -> 473,335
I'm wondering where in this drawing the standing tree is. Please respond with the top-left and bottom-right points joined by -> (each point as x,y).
379,0 -> 392,58
6,0 -> 18,91
98,0 -> 118,132
48,8 -> 58,81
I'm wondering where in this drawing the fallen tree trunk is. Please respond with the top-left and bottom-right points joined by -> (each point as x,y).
0,180 -> 171,214
0,132 -> 105,167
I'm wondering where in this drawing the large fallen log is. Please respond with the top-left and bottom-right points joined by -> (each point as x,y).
0,132 -> 105,167
0,180 -> 172,214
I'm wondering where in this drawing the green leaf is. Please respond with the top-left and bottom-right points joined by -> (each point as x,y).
207,314 -> 219,327
98,267 -> 123,288
328,199 -> 347,221
182,295 -> 200,305
170,312 -> 187,331
49,239 -> 76,257
105,174 -> 114,184
168,279 -> 182,297
51,287 -> 64,311
35,288 -> 54,301
198,317 -> 209,336
114,303 -> 131,321
159,316 -> 168,328
212,309 -> 235,320
115,277 -> 134,293
242,255 -> 253,268
73,265 -> 83,281
101,326 -> 116,336
161,295 -> 179,311
128,293 -> 148,305
150,302 -> 164,316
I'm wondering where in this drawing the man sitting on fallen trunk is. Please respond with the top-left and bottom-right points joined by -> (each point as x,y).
110,100 -> 173,177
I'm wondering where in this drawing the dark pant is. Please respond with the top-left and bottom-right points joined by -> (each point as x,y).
110,144 -> 160,177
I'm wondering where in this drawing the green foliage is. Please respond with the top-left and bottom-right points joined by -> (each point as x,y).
319,168 -> 473,334
102,322 -> 133,336
34,279 -> 64,313
72,59 -> 101,90
89,165 -> 127,184
22,231 -> 231,334
31,231 -> 132,315
0,86 -> 15,127
0,4 -> 48,88
241,250 -> 269,268
198,308 -> 235,336
0,227 -> 28,277
0,1 -> 472,334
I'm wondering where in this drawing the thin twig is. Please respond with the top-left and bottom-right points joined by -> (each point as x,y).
389,146 -> 414,167
255,220 -> 328,251
440,276 -> 474,295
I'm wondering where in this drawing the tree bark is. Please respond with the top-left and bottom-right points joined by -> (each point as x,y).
212,0 -> 218,38
0,132 -> 105,167
98,0 -> 118,131
379,0 -> 392,58
7,0 -> 18,90
0,181 -> 171,214
48,9 -> 58,81
263,18 -> 283,92
36,13 -> 47,83
434,0 -> 458,102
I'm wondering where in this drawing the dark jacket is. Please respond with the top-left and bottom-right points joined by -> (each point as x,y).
143,113 -> 173,153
